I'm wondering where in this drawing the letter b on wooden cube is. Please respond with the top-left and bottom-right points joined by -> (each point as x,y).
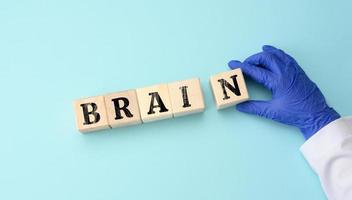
210,68 -> 249,109
73,96 -> 110,133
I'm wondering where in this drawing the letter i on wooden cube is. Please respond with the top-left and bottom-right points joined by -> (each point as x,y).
210,68 -> 249,109
168,78 -> 205,117
73,96 -> 110,133
136,84 -> 173,123
104,90 -> 142,128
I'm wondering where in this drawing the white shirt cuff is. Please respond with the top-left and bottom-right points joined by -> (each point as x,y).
300,117 -> 352,172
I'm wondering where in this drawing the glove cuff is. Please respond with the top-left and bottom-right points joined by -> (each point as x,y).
300,107 -> 341,140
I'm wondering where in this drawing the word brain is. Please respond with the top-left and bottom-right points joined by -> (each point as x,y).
73,69 -> 249,133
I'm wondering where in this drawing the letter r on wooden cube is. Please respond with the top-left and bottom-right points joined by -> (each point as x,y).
73,96 -> 110,133
104,90 -> 142,128
210,68 -> 249,109
168,78 -> 205,117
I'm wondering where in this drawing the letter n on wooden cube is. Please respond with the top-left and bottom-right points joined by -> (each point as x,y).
73,96 -> 110,133
136,84 -> 173,123
104,90 -> 142,128
168,78 -> 205,117
210,69 -> 249,109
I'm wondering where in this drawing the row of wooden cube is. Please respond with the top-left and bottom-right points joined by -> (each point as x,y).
73,69 -> 249,133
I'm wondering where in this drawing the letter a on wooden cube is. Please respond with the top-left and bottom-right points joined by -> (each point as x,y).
104,90 -> 142,128
210,68 -> 249,109
168,78 -> 205,117
136,84 -> 173,123
73,96 -> 110,133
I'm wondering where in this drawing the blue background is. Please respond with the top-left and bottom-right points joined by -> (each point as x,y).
1,0 -> 351,199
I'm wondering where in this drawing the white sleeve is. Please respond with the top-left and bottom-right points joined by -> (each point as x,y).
300,117 -> 352,200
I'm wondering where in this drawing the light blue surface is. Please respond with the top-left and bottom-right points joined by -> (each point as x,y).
1,1 -> 351,199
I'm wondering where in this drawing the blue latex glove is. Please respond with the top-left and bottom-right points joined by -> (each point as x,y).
228,45 -> 340,140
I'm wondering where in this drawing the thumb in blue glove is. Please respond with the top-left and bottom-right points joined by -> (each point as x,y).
228,45 -> 340,140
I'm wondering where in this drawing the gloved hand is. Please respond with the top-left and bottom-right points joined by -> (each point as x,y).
228,45 -> 340,140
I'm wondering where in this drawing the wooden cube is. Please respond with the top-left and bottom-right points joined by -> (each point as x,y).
210,68 -> 249,109
168,78 -> 205,117
73,96 -> 110,133
104,90 -> 142,128
136,84 -> 173,123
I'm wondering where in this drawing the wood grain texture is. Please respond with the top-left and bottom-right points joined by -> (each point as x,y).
73,96 -> 110,133
168,78 -> 205,117
210,69 -> 249,109
136,84 -> 173,123
104,90 -> 142,128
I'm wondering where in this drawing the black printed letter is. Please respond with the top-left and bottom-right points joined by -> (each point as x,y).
218,75 -> 241,100
179,86 -> 191,108
111,97 -> 133,120
147,92 -> 169,114
80,103 -> 100,125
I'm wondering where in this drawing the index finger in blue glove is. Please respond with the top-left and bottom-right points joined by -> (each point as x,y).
262,45 -> 295,64
228,60 -> 276,90
244,51 -> 281,73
